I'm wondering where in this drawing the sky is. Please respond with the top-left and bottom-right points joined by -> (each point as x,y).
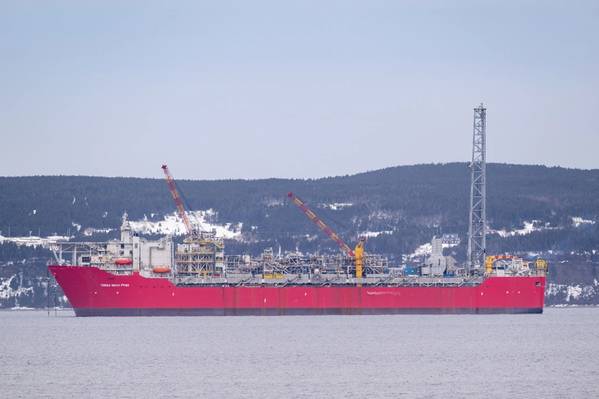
1,0 -> 598,179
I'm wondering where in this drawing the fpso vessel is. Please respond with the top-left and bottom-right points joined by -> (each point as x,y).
50,265 -> 545,316
49,216 -> 546,316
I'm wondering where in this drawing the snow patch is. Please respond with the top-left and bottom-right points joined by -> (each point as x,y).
304,234 -> 319,242
368,210 -> 401,222
361,230 -> 393,238
264,198 -> 285,208
409,243 -> 432,259
83,227 -> 113,237
408,239 -> 460,259
490,220 -> 559,238
71,222 -> 82,232
128,210 -> 242,239
572,216 -> 596,228
0,234 -> 70,248
0,275 -> 34,300
566,285 -> 582,302
546,283 -> 596,302
323,202 -> 353,211
492,221 -> 536,237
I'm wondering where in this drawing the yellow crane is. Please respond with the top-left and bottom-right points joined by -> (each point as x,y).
287,192 -> 365,279
354,238 -> 365,279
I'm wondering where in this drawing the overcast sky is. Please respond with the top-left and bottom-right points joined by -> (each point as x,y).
1,1 -> 598,179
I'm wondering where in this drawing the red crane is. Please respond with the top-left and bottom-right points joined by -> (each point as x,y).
161,164 -> 193,235
287,192 -> 355,257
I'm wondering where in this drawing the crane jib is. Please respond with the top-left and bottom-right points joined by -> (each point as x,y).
161,164 -> 193,235
287,192 -> 356,258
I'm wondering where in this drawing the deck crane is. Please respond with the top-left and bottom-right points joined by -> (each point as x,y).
287,192 -> 365,279
161,164 -> 194,236
161,164 -> 224,277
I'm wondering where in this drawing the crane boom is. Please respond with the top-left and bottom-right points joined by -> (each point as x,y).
161,164 -> 193,235
287,192 -> 355,257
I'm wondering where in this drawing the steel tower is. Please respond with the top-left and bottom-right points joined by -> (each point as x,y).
467,103 -> 487,273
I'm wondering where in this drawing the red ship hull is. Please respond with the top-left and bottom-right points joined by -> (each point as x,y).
49,266 -> 546,316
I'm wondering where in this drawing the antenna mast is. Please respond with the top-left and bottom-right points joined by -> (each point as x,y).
467,103 -> 487,273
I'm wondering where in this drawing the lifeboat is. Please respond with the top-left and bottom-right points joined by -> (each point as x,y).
114,258 -> 133,266
152,266 -> 171,273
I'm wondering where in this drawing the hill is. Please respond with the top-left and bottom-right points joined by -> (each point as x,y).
1,163 -> 598,257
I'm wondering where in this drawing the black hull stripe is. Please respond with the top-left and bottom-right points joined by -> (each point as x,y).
74,307 -> 544,317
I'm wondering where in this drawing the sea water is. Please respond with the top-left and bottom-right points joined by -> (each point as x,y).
1,308 -> 598,398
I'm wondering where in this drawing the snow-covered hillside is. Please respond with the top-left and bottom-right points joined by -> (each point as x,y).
0,235 -> 70,248
128,210 -> 243,239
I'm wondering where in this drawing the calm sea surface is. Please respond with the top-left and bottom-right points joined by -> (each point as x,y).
1,308 -> 598,398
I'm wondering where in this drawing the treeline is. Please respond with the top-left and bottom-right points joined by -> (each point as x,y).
0,242 -> 51,261
1,163 -> 598,259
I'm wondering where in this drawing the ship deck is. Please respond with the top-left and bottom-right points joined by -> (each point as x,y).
173,274 -> 486,288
